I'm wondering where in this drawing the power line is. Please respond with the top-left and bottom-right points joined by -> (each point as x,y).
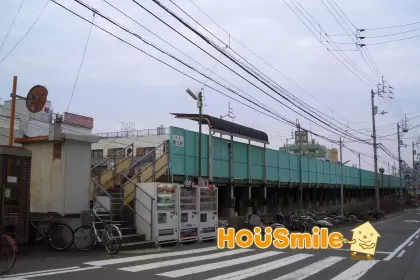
0,0 -> 49,66
51,0 -> 406,167
66,12 -> 95,113
101,0 -> 276,120
166,0 -> 372,138
0,0 -> 25,55
363,27 -> 420,39
49,0 -> 293,129
283,0 -> 374,86
361,33 -> 420,45
51,0 -> 374,154
363,21 -> 420,31
131,0 -> 373,143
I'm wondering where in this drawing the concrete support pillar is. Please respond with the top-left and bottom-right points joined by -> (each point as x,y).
248,186 -> 253,214
227,184 -> 235,217
263,186 -> 268,214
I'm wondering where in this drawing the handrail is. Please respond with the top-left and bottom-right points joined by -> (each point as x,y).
92,203 -> 108,224
91,143 -> 134,170
121,141 -> 166,176
91,178 -> 115,200
121,173 -> 155,201
124,199 -> 152,227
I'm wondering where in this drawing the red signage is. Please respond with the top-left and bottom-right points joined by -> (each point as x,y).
63,112 -> 94,129
44,107 -> 49,113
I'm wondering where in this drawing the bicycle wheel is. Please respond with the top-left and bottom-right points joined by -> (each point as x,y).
73,226 -> 97,251
47,223 -> 74,251
0,235 -> 16,275
103,224 -> 122,255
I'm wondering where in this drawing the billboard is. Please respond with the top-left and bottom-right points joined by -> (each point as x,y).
63,112 -> 93,129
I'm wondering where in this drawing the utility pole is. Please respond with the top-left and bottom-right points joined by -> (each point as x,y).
8,76 -> 18,146
413,142 -> 416,190
198,91 -> 203,177
371,89 -> 380,212
186,88 -> 204,178
397,123 -> 402,188
297,120 -> 303,210
359,153 -> 362,187
339,137 -> 344,216
370,77 -> 389,211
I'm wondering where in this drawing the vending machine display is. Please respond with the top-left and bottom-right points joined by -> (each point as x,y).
198,186 -> 218,241
155,184 -> 178,244
177,186 -> 199,242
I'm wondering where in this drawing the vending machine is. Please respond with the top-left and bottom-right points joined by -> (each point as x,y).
153,183 -> 178,244
198,185 -> 218,241
177,186 -> 199,242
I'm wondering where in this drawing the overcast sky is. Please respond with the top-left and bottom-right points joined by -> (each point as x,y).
1,0 -> 419,172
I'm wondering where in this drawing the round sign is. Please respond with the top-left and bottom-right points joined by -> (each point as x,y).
26,85 -> 48,113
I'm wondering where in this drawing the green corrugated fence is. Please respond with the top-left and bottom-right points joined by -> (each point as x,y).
169,127 -> 401,188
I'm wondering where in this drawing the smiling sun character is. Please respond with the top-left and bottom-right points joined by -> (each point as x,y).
342,221 -> 381,259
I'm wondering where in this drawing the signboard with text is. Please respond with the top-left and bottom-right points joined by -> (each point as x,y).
63,112 -> 94,129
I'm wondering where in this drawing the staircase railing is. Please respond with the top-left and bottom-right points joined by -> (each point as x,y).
90,143 -> 135,225
120,141 -> 167,240
91,143 -> 134,172
121,173 -> 155,240
91,178 -> 116,224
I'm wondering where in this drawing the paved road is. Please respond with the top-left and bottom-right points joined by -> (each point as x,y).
4,209 -> 420,280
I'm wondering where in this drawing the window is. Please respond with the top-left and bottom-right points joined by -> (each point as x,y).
145,147 -> 154,154
136,148 -> 145,156
91,149 -> 103,158
107,148 -> 124,157
136,147 -> 155,157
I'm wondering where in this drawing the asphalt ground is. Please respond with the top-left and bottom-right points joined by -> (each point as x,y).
3,208 -> 420,280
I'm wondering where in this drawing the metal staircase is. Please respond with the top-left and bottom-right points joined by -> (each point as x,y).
90,143 -> 163,250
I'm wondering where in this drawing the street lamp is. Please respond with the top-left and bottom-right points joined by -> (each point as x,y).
186,88 -> 203,177
379,167 -> 385,199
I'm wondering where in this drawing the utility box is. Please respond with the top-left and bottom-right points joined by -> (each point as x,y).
0,146 -> 32,245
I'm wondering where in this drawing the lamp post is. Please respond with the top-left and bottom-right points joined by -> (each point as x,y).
186,88 -> 203,177
379,167 -> 385,199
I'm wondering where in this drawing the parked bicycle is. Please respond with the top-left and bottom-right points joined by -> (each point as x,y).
0,234 -> 17,275
29,214 -> 74,251
368,209 -> 384,220
73,206 -> 122,255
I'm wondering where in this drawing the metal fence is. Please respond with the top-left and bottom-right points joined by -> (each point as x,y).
95,127 -> 169,139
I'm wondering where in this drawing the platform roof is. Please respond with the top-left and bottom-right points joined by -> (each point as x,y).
171,113 -> 269,144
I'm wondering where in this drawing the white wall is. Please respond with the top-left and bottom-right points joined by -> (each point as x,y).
63,139 -> 92,215
26,119 -> 50,137
0,115 -> 23,146
24,142 -> 64,214
1,100 -> 52,135
23,138 -> 94,215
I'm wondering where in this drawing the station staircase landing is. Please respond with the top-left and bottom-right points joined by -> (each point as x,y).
90,142 -> 169,250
